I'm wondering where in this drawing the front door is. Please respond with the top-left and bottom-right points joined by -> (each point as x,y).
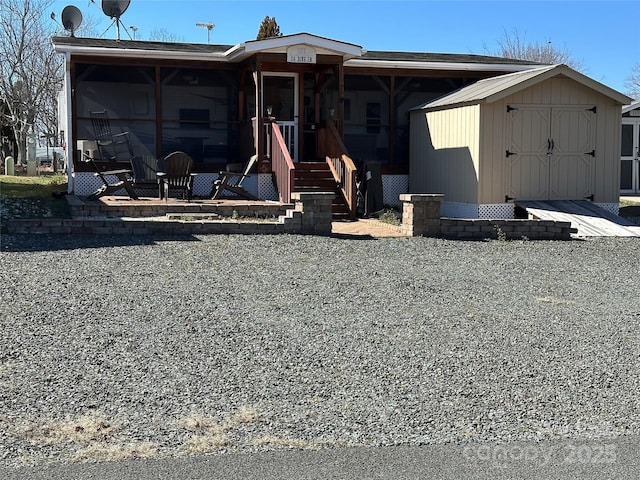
621,120 -> 640,194
263,73 -> 299,162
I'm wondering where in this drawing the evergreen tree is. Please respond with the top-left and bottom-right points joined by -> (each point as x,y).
256,16 -> 282,40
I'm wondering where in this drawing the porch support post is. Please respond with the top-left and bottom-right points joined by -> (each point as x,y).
63,52 -> 73,193
254,67 -> 263,161
314,72 -> 322,125
337,62 -> 344,137
155,66 -> 162,159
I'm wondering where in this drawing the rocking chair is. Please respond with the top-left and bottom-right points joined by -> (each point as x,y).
210,155 -> 260,200
89,110 -> 135,162
79,110 -> 139,199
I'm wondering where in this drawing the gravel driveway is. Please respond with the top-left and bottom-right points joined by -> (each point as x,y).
1,234 -> 639,467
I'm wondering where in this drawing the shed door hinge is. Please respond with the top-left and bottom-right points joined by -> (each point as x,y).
505,150 -> 516,157
587,106 -> 597,113
507,105 -> 517,112
584,149 -> 596,157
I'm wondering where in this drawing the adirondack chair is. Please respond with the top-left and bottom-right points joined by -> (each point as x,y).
210,155 -> 260,200
130,155 -> 165,196
89,110 -> 135,162
157,151 -> 197,200
80,152 -> 139,200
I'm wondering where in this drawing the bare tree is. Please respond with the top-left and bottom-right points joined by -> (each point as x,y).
485,29 -> 584,71
148,28 -> 183,43
0,0 -> 62,164
624,63 -> 640,101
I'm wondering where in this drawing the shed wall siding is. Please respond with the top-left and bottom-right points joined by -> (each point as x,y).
410,105 -> 480,204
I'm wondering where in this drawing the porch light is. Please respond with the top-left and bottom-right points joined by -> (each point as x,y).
329,107 -> 335,119
266,105 -> 273,117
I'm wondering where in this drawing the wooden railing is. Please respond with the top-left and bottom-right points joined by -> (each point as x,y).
317,119 -> 349,159
270,122 -> 295,203
326,154 -> 357,219
320,120 -> 357,219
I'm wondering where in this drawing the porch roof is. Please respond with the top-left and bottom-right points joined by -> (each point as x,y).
52,33 -> 542,72
622,101 -> 640,114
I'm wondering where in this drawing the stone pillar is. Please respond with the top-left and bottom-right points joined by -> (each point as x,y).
399,194 -> 443,237
291,192 -> 335,235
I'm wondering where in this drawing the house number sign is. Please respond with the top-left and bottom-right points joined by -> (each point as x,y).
287,45 -> 316,64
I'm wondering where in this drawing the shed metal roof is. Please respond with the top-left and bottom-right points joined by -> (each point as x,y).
414,64 -> 632,111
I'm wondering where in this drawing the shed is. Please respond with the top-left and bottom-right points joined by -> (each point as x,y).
409,64 -> 633,218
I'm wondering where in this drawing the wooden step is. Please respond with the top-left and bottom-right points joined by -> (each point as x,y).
293,161 -> 353,220
294,178 -> 338,188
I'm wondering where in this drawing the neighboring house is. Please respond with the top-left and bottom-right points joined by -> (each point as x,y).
621,101 -> 640,195
52,33 -> 631,216
410,65 -> 632,217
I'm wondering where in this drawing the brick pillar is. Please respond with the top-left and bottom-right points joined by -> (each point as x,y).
399,194 -> 443,237
291,192 -> 335,235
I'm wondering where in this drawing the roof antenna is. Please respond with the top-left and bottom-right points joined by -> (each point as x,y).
196,21 -> 215,44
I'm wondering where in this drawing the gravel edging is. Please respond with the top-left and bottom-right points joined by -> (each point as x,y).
1,234 -> 639,467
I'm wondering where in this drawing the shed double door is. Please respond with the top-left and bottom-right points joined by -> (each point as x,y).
507,105 -> 595,200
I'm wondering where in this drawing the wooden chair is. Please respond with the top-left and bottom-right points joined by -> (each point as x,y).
80,152 -> 139,200
89,110 -> 135,162
130,155 -> 165,196
157,151 -> 197,201
210,155 -> 260,200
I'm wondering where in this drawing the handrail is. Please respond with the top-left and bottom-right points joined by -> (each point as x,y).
270,121 -> 295,203
322,120 -> 357,219
326,154 -> 357,219
325,119 -> 349,156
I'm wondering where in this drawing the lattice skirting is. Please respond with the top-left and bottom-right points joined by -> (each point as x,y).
382,175 -> 408,207
595,203 -> 619,215
441,202 -> 517,219
73,172 -> 262,198
478,203 -> 516,219
258,174 -> 278,201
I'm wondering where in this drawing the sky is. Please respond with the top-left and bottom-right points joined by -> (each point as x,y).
49,0 -> 639,95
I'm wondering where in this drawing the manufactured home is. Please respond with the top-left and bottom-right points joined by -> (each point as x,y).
52,33 -> 631,217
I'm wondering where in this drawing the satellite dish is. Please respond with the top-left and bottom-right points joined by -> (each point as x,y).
102,0 -> 131,18
100,0 -> 132,40
61,5 -> 83,37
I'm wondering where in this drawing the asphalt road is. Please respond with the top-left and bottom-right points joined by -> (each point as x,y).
2,436 -> 638,480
